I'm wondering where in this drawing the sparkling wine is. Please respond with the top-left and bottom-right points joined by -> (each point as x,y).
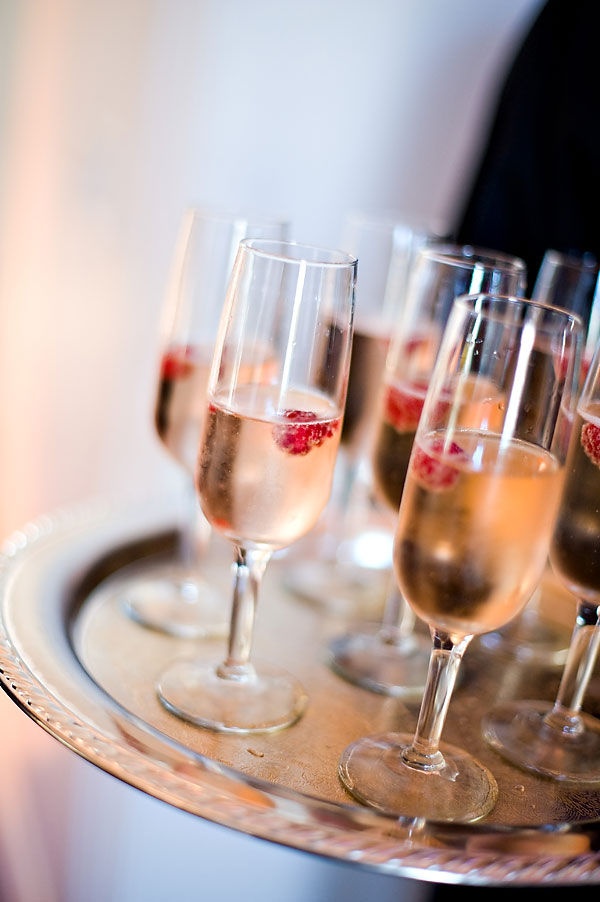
371,332 -> 441,509
341,322 -> 390,457
197,384 -> 342,549
551,405 -> 600,602
372,382 -> 426,511
373,374 -> 505,512
155,344 -> 212,473
395,430 -> 564,636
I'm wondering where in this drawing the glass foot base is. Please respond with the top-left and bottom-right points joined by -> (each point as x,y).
477,616 -> 571,668
119,568 -> 228,639
476,577 -> 574,668
339,731 -> 498,823
327,626 -> 430,698
157,658 -> 308,734
482,701 -> 600,782
284,560 -> 390,619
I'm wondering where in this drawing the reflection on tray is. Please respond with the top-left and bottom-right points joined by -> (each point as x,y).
1,500 -> 600,886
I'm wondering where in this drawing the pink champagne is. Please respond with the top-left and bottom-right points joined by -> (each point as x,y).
371,332 -> 442,510
155,344 -> 212,473
395,430 -> 564,636
341,322 -> 390,459
372,381 -> 427,511
551,405 -> 600,603
197,384 -> 342,549
373,374 -> 505,512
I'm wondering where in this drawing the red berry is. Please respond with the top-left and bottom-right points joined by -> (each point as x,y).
161,345 -> 195,379
411,437 -> 465,491
404,336 -> 424,355
581,422 -> 600,467
273,409 -> 340,455
384,383 -> 427,431
581,357 -> 592,382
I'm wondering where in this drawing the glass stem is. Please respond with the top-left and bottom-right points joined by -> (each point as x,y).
379,580 -> 416,644
402,630 -> 472,772
328,452 -> 360,544
217,546 -> 271,682
519,583 -> 542,627
178,477 -> 211,572
544,600 -> 600,736
339,454 -> 359,519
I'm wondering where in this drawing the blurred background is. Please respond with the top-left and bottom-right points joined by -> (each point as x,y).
0,1 -> 546,899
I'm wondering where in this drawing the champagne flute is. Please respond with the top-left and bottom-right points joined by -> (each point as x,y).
120,208 -> 290,638
535,250 -> 600,344
157,238 -> 356,733
338,293 -> 583,822
478,249 -> 600,665
327,244 -> 527,697
284,212 -> 433,617
482,335 -> 600,782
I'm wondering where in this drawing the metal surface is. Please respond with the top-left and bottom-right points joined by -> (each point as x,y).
1,498 -> 600,886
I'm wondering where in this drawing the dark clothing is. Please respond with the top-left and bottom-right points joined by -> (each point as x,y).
454,0 -> 600,290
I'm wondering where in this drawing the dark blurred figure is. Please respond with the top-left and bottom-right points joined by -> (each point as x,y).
455,0 -> 600,290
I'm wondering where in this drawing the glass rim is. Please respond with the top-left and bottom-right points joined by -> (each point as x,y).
240,237 -> 358,268
184,205 -> 291,229
342,208 -> 433,235
541,248 -> 599,273
418,242 -> 526,273
454,291 -> 585,333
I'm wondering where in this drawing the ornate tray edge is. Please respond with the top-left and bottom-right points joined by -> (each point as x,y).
1,499 -> 600,887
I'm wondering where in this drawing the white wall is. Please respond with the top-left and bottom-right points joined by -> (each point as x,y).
0,0 -> 544,537
0,1 -> 544,899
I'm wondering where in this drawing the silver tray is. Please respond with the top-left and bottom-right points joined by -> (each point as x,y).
1,498 -> 600,887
